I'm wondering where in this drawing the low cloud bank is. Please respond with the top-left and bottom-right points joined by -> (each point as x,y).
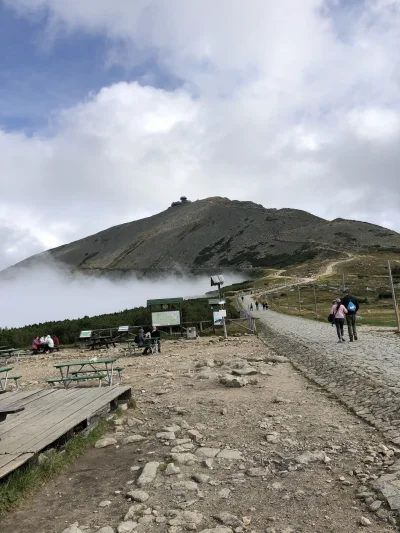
0,263 -> 244,328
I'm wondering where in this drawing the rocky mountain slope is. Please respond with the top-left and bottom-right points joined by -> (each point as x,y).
5,197 -> 400,275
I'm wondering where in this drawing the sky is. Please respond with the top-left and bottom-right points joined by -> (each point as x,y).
1,0 -> 400,270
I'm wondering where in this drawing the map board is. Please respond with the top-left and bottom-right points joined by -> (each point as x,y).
213,309 -> 227,325
152,310 -> 181,327
79,330 -> 92,338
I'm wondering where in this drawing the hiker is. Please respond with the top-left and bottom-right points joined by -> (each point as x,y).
255,301 -> 259,311
330,298 -> 348,343
138,328 -> 145,345
46,334 -> 54,353
241,296 -> 244,302
341,288 -> 359,341
249,303 -> 253,311
32,336 -> 41,353
52,335 -> 60,351
142,326 -> 161,355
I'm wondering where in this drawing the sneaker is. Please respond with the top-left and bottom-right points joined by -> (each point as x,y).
354,336 -> 358,341
342,338 -> 345,342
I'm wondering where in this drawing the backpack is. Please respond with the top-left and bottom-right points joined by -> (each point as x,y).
328,313 -> 334,323
347,301 -> 356,312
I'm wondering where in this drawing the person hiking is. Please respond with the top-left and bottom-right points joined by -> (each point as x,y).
255,301 -> 259,311
341,288 -> 359,341
330,298 -> 347,343
249,303 -> 253,311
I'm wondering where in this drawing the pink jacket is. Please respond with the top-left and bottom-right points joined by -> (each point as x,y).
331,303 -> 348,319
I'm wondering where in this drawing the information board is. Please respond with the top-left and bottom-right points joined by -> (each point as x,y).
79,330 -> 92,338
213,309 -> 227,325
152,310 -> 181,327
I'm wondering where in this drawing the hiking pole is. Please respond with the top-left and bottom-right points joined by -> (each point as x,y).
388,261 -> 400,333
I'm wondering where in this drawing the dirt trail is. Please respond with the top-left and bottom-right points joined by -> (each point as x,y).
1,337 -> 397,533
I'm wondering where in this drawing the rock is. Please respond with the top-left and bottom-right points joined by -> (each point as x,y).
369,500 -> 383,512
221,408 -> 228,415
188,429 -> 203,442
231,367 -> 258,376
98,500 -> 112,507
360,516 -> 371,526
137,462 -> 159,486
124,503 -> 148,520
61,526 -> 82,533
97,527 -> 115,533
117,522 -> 138,533
138,515 -> 154,525
170,452 -> 198,465
163,425 -> 181,433
219,375 -> 248,387
127,490 -> 149,502
123,435 -> 146,444
295,451 -> 330,465
200,526 -> 232,533
192,473 -> 210,484
167,510 -> 204,528
165,462 -> 181,475
196,448 -> 221,458
127,418 -> 144,427
246,467 -> 267,477
217,449 -> 243,460
203,458 -> 214,469
218,488 -> 231,499
214,512 -> 243,528
264,355 -> 288,363
171,480 -> 198,491
95,437 -> 117,449
157,432 -> 176,440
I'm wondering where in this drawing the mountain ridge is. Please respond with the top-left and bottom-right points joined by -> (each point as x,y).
4,197 -> 400,276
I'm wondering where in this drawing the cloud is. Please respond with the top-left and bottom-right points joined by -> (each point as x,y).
1,0 -> 400,269
0,261 -> 242,327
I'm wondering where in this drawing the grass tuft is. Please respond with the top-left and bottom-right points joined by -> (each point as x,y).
127,397 -> 137,409
0,419 -> 112,516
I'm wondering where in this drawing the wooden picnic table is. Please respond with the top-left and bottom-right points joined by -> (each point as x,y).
0,348 -> 21,363
0,367 -> 21,392
86,336 -> 116,350
54,358 -> 118,387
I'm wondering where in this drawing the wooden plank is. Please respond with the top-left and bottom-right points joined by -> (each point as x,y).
0,453 -> 34,479
0,389 -> 80,434
3,386 -> 131,455
0,388 -> 99,452
0,390 -> 44,408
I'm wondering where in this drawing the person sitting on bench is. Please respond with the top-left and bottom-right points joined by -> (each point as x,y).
142,326 -> 161,355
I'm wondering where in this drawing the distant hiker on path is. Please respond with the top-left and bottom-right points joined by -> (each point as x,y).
255,301 -> 259,311
330,299 -> 347,343
341,288 -> 360,341
249,303 -> 253,311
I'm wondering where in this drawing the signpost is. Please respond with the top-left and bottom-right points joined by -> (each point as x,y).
388,261 -> 400,333
210,276 -> 227,339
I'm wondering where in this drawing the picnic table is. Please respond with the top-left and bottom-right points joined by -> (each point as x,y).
47,358 -> 123,388
0,348 -> 21,363
0,366 -> 21,392
86,336 -> 116,350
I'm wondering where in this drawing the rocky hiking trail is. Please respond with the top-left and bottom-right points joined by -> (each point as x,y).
2,335 -> 400,533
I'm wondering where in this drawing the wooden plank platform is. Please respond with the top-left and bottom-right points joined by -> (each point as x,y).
0,386 -> 131,479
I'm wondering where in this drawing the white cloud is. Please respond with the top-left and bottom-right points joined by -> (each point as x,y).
1,0 -> 400,269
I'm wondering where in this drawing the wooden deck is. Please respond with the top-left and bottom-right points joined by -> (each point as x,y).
0,386 -> 131,479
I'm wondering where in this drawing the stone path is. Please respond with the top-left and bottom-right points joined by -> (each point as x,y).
246,296 -> 400,515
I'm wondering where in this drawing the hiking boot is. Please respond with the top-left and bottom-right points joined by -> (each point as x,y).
354,336 -> 358,340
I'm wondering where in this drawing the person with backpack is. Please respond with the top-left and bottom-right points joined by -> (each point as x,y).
341,288 -> 359,341
330,299 -> 348,343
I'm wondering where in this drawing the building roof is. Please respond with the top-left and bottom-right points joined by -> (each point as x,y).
147,298 -> 184,306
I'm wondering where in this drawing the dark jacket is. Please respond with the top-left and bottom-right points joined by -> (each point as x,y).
341,295 -> 359,314
151,329 -> 161,339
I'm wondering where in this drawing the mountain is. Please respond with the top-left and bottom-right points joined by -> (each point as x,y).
5,197 -> 400,275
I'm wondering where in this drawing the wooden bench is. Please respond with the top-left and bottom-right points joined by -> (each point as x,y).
47,374 -> 107,388
0,367 -> 22,392
70,367 -> 125,384
0,406 -> 24,423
